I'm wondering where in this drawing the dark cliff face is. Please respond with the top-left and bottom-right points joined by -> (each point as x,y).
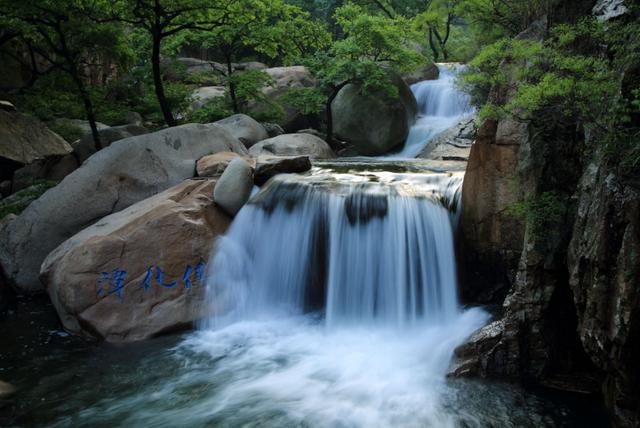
456,2 -> 640,426
568,158 -> 640,427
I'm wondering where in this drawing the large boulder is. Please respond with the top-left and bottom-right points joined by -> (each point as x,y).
0,110 -> 73,167
213,158 -> 254,216
249,133 -> 335,159
214,114 -> 268,148
250,66 -> 317,131
40,179 -> 231,342
331,73 -> 418,155
0,123 -> 247,292
75,124 -> 149,163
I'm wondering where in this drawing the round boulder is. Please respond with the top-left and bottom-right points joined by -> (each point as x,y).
213,158 -> 254,216
214,114 -> 268,148
331,73 -> 417,155
249,133 -> 335,159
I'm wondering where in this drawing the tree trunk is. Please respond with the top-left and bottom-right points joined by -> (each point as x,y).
69,66 -> 102,151
151,32 -> 176,127
428,28 -> 439,62
226,55 -> 239,113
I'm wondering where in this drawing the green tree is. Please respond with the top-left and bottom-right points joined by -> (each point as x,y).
186,0 -> 329,113
0,0 -> 130,149
105,0 -> 235,127
305,3 -> 424,145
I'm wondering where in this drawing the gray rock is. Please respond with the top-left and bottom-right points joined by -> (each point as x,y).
402,62 -> 440,85
0,180 -> 11,197
51,118 -> 110,136
12,154 -> 79,192
0,111 -> 73,165
75,124 -> 149,163
250,66 -> 317,131
125,111 -> 144,126
214,114 -> 268,148
332,73 -> 417,155
249,133 -> 335,159
191,86 -> 226,110
254,155 -> 312,186
261,122 -> 285,138
0,123 -> 247,292
214,158 -> 254,216
593,0 -> 627,20
0,100 -> 16,112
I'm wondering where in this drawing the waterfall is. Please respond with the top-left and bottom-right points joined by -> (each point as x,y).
202,166 -> 471,328
391,63 -> 474,158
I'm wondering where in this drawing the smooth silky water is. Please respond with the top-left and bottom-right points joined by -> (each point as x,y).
0,66 -> 609,427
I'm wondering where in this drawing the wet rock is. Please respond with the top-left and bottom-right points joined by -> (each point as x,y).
40,179 -> 231,342
332,72 -> 417,155
0,123 -> 247,292
402,62 -> 440,85
74,124 -> 149,163
249,133 -> 335,159
448,320 -> 505,377
418,117 -> 477,162
213,158 -> 254,216
254,155 -> 312,186
214,114 -> 268,148
0,110 -> 73,166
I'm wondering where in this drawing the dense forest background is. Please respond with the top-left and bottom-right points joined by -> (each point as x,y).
3,0 -> 635,163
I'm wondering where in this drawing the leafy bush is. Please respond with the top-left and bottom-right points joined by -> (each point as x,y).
186,98 -> 233,124
0,180 -> 57,220
461,17 -> 640,172
47,122 -> 85,143
507,192 -> 567,239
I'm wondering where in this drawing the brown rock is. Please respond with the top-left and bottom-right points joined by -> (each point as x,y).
196,152 -> 255,177
458,117 -> 526,303
254,155 -> 312,186
40,179 -> 231,342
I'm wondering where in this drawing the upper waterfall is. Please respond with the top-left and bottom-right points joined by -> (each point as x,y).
202,163 -> 466,329
391,64 -> 474,158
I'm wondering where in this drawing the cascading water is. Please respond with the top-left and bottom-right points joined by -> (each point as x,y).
391,63 -> 474,158
187,163 -> 488,426
203,166 -> 467,328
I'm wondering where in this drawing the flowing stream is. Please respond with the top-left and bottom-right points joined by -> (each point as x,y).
391,64 -> 474,158
1,66 -> 609,428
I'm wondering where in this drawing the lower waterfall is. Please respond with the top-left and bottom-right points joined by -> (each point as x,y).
191,163 -> 489,427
